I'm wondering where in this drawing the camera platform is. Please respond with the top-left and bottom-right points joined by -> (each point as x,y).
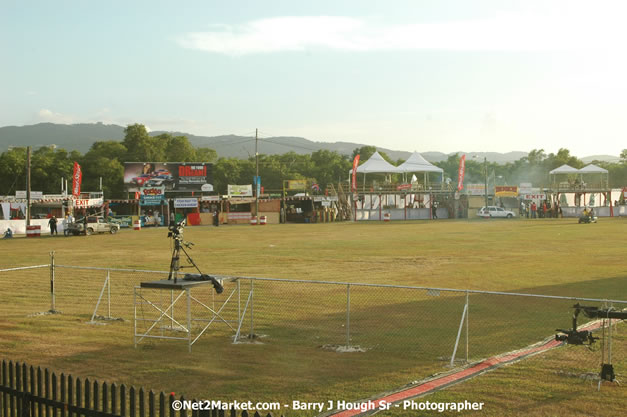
140,278 -> 220,290
134,276 -> 255,352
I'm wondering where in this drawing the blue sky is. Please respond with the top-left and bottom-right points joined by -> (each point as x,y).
2,0 -> 626,156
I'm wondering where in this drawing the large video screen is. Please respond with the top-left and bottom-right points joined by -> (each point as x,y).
124,162 -> 213,192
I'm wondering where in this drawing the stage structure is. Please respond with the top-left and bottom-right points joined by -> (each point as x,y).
549,164 -> 614,216
134,276 -> 255,352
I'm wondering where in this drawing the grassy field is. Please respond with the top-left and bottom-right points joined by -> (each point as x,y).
1,217 -> 626,416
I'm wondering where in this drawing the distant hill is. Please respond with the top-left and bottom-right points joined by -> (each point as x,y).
581,155 -> 620,164
0,123 -> 618,164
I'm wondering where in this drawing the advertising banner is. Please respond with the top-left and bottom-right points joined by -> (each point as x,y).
228,184 -> 253,197
457,155 -> 466,191
287,180 -> 307,190
15,191 -> 43,200
139,186 -> 166,206
465,184 -> 486,195
495,186 -> 518,197
174,198 -> 198,208
72,162 -> 82,197
352,155 -> 360,192
201,196 -> 220,202
124,162 -> 213,192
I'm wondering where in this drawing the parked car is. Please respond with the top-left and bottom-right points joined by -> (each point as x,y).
477,206 -> 516,218
66,216 -> 120,235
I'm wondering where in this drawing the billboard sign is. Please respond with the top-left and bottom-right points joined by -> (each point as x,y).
465,184 -> 486,196
228,184 -> 253,197
124,162 -> 213,192
495,186 -> 518,197
139,186 -> 166,206
16,191 -> 43,200
174,198 -> 198,208
287,180 -> 307,190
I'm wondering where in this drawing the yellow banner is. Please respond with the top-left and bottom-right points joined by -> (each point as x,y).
287,180 -> 307,190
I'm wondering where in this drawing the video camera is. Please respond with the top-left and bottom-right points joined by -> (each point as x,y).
168,218 -> 186,240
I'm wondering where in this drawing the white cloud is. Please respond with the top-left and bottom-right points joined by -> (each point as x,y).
178,12 -> 626,55
36,109 -> 75,124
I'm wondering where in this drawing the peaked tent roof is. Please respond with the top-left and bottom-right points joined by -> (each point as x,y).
579,164 -> 608,174
396,152 -> 443,173
354,151 -> 400,173
549,164 -> 579,175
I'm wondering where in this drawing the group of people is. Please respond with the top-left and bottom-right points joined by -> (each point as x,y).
519,200 -> 562,219
47,213 -> 76,236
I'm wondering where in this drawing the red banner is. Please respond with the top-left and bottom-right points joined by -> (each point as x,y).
457,155 -> 466,191
351,155 -> 360,192
72,162 -> 82,197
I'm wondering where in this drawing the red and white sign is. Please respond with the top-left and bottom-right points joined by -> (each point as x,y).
521,194 -> 546,201
73,198 -> 104,208
457,155 -> 466,191
396,183 -> 412,191
352,155 -> 360,192
72,162 -> 82,197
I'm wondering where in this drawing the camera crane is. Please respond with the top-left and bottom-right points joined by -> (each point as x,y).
555,303 -> 627,382
167,219 -> 223,294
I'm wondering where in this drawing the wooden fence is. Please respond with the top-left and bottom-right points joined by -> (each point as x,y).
0,361 -> 280,417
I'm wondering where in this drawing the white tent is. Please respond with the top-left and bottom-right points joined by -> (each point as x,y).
549,164 -> 579,175
354,151 -> 399,173
395,151 -> 443,187
396,152 -> 444,173
578,164 -> 609,188
578,164 -> 608,174
349,151 -> 399,192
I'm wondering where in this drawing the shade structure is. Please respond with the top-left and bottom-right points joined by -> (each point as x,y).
578,164 -> 608,174
396,152 -> 443,173
549,164 -> 579,175
353,151 -> 400,173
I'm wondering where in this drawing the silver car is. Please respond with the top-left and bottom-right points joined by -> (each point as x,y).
477,206 -> 516,218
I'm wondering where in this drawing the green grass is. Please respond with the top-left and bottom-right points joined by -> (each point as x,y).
1,217 -> 626,416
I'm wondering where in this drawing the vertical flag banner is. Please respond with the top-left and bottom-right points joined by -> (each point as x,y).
352,155 -> 360,192
457,155 -> 466,191
72,162 -> 82,197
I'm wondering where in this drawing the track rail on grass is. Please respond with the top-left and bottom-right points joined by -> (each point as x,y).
321,320 -> 608,417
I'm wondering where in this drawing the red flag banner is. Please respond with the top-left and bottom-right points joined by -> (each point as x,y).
72,162 -> 82,197
351,155 -> 360,192
457,155 -> 466,191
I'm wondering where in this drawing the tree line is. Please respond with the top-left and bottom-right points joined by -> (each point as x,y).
1,123 -> 626,198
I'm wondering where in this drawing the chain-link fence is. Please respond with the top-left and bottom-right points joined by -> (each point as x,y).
1,255 -> 625,388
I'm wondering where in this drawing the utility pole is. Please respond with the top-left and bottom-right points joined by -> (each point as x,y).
255,128 -> 259,220
26,146 -> 31,227
484,157 -> 488,209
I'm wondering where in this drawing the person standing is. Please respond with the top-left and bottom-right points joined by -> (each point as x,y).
431,201 -> 438,219
48,216 -> 58,236
531,202 -> 537,219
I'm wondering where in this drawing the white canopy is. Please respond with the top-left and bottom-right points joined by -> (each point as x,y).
354,151 -> 399,173
579,164 -> 608,174
549,164 -> 579,175
396,152 -> 443,173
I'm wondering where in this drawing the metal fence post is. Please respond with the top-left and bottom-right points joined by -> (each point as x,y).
50,251 -> 56,312
346,284 -> 351,347
107,270 -> 111,319
466,290 -> 469,363
450,295 -> 468,367
250,279 -> 254,337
